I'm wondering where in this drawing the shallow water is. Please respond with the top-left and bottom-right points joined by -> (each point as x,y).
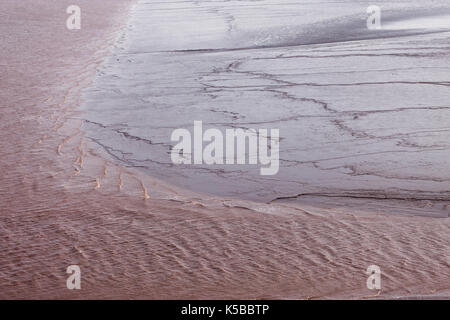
80,0 -> 450,217
2,0 -> 450,300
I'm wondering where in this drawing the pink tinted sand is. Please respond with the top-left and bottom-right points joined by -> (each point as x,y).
0,0 -> 449,299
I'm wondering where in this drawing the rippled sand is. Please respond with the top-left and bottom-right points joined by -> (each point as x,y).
0,0 -> 449,299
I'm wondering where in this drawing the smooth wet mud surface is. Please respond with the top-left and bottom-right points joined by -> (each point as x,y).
81,0 -> 450,216
2,0 -> 449,300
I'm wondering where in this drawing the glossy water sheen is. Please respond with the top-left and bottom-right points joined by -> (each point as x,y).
82,0 -> 450,217
1,0 -> 449,300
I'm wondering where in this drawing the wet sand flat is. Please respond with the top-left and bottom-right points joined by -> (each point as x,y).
82,0 -> 450,217
0,0 -> 449,299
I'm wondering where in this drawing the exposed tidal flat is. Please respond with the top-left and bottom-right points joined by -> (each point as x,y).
82,0 -> 450,217
1,0 -> 449,300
